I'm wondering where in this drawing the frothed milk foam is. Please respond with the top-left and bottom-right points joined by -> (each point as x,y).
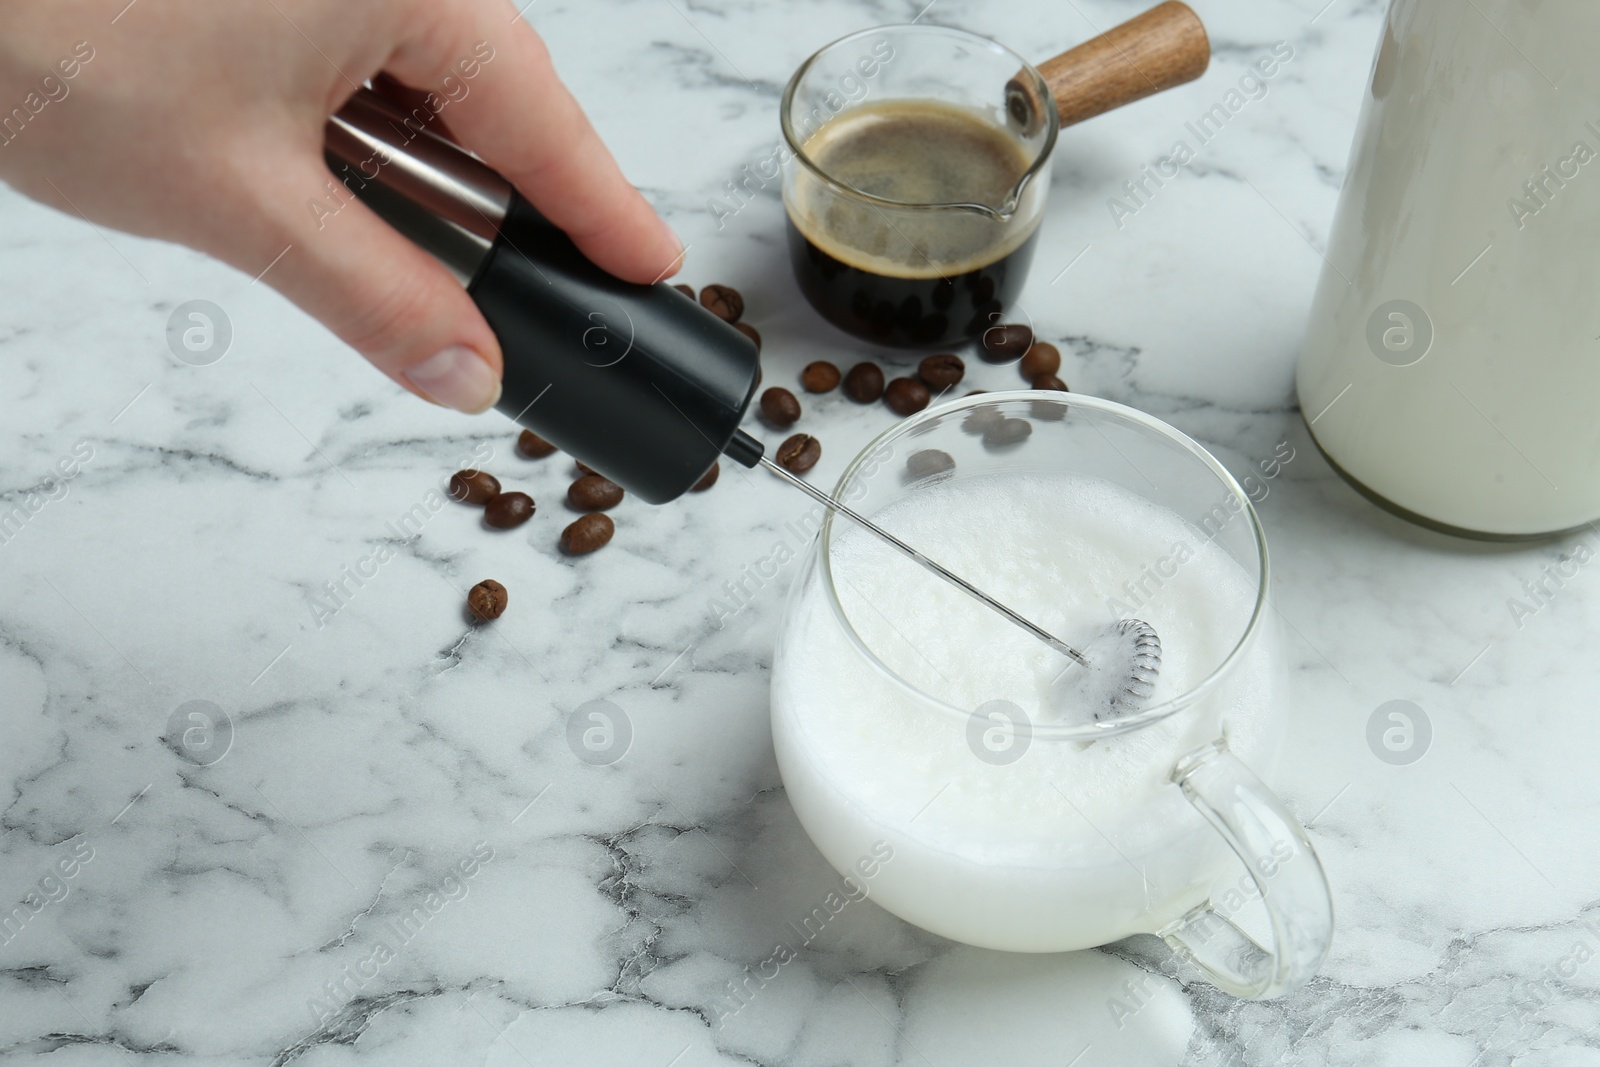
772,471 -> 1281,952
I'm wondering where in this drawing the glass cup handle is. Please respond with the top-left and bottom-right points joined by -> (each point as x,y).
1159,741 -> 1334,1000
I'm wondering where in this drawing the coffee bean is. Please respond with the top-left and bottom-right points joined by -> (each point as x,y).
759,386 -> 802,427
801,361 -> 841,393
673,283 -> 695,300
918,353 -> 965,389
843,362 -> 884,403
1030,397 -> 1068,423
448,469 -> 500,505
1019,341 -> 1061,380
700,284 -> 744,323
884,377 -> 930,416
983,417 -> 1033,448
517,430 -> 558,459
484,491 -> 535,528
691,462 -> 720,492
979,323 -> 1034,364
962,405 -> 1004,435
467,579 -> 507,621
561,513 -> 614,554
905,449 -> 955,481
776,433 -> 821,473
576,461 -> 597,476
1032,373 -> 1069,392
568,474 -> 624,511
734,322 -> 761,351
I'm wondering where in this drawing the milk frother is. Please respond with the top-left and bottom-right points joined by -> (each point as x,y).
325,88 -> 761,506
324,86 -> 1159,702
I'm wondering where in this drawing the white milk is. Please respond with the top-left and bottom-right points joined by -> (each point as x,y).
771,472 -> 1281,952
1296,0 -> 1600,536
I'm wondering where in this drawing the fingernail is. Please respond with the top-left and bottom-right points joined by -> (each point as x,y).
404,346 -> 501,414
660,221 -> 686,274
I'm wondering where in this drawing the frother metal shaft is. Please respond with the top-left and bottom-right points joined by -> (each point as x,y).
757,456 -> 1092,668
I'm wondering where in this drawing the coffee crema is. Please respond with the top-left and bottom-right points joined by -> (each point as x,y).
786,99 -> 1041,347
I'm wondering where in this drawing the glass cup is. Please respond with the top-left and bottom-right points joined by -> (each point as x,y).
780,26 -> 1058,348
770,393 -> 1334,999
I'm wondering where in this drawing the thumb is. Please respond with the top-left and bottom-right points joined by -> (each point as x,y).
250,149 -> 504,413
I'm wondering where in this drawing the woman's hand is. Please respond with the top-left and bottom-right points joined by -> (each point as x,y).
0,0 -> 683,411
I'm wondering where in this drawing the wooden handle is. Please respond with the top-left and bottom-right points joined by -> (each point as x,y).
1009,2 -> 1210,132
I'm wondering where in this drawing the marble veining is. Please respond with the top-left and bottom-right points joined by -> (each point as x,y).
3,0 -> 1597,1064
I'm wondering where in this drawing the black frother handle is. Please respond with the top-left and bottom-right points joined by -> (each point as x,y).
468,192 -> 762,504
723,428 -> 764,468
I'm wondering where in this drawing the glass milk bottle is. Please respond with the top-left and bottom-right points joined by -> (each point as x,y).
1297,0 -> 1600,538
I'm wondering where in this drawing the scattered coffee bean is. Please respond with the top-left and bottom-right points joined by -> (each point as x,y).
673,283 -> 695,300
905,449 -> 955,481
691,462 -> 720,492
979,323 -> 1034,363
801,361 -> 841,393
843,362 -> 885,403
448,469 -> 500,505
517,430 -> 558,459
734,322 -> 761,351
484,491 -> 535,528
576,461 -> 597,476
700,284 -> 744,323
918,353 -> 965,390
568,474 -> 624,511
776,433 -> 821,473
1029,375 -> 1069,421
760,386 -> 802,427
962,402 -> 1004,435
561,513 -> 614,554
1020,341 -> 1061,380
884,377 -> 930,416
983,417 -> 1033,448
1030,397 -> 1068,422
467,579 -> 507,621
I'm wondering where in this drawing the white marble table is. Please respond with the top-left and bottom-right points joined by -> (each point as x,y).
4,0 -> 1597,1063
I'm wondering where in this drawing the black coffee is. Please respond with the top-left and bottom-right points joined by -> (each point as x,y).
787,100 -> 1039,348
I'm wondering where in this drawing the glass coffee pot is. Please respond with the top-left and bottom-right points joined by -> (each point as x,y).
780,4 -> 1209,347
